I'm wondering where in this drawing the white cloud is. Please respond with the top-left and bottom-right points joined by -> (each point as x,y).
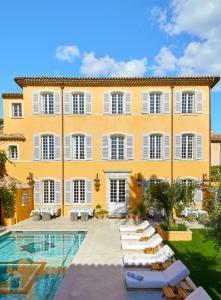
152,0 -> 221,83
55,45 -> 80,62
80,52 -> 147,77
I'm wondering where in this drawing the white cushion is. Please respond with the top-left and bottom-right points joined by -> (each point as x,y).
163,260 -> 190,286
119,220 -> 149,232
185,287 -> 212,300
121,233 -> 162,250
121,226 -> 155,240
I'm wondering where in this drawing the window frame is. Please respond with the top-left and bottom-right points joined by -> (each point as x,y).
149,134 -> 162,160
110,135 -> 125,160
8,144 -> 19,160
111,92 -> 124,115
149,92 -> 162,114
43,179 -> 55,205
11,102 -> 23,118
41,135 -> 55,160
72,134 -> 85,160
72,92 -> 85,114
110,178 -> 126,203
181,133 -> 194,160
73,179 -> 86,204
41,92 -> 55,115
181,91 -> 194,114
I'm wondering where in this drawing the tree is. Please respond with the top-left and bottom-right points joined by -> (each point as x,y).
200,185 -> 221,249
0,118 -> 3,126
143,176 -> 197,227
211,166 -> 221,182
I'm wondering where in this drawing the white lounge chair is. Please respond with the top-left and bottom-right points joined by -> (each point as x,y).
121,226 -> 155,241
125,260 -> 190,289
121,233 -> 163,251
185,287 -> 212,300
119,220 -> 150,233
123,245 -> 174,266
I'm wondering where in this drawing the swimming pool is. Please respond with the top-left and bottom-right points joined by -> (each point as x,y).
0,231 -> 86,299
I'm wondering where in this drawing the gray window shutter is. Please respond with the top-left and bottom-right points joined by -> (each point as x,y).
124,93 -> 131,114
126,135 -> 134,160
86,180 -> 92,204
64,92 -> 72,114
175,134 -> 181,159
104,93 -> 110,114
142,92 -> 149,113
195,134 -> 203,160
33,135 -> 40,161
142,134 -> 149,160
54,92 -> 61,114
32,91 -> 40,115
55,180 -> 61,204
196,91 -> 203,113
65,180 -> 72,205
34,180 -> 41,205
163,92 -> 170,113
64,134 -> 71,160
175,92 -> 182,113
194,189 -> 203,204
85,93 -> 92,114
54,135 -> 61,160
85,134 -> 92,160
102,135 -> 109,159
164,134 -> 170,160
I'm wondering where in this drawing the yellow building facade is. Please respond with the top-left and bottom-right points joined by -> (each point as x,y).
1,76 -> 219,216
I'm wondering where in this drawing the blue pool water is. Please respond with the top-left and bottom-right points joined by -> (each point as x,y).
0,231 -> 86,300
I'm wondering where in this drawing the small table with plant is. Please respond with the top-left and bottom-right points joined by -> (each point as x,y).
163,286 -> 187,299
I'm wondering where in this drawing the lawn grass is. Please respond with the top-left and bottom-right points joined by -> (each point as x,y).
168,229 -> 221,300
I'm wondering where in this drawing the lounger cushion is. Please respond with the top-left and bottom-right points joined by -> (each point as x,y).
119,221 -> 149,232
121,226 -> 155,240
163,260 -> 190,287
185,287 -> 212,300
125,270 -> 167,289
121,233 -> 162,250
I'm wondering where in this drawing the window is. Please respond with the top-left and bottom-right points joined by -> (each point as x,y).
73,180 -> 85,203
149,178 -> 162,186
43,180 -> 55,204
12,103 -> 22,117
111,136 -> 124,159
111,93 -> 123,114
73,135 -> 85,159
182,92 -> 194,113
22,191 -> 30,206
150,135 -> 162,159
42,135 -> 54,160
72,93 -> 85,114
150,93 -> 161,113
110,179 -> 126,202
8,145 -> 18,160
181,179 -> 193,186
42,93 -> 54,114
182,134 -> 193,159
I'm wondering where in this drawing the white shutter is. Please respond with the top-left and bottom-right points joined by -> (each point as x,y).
64,134 -> 72,160
175,134 -> 181,159
194,189 -> 203,204
163,92 -> 170,113
126,135 -> 134,160
54,135 -> 61,160
104,93 -> 110,114
33,135 -> 40,161
102,135 -> 109,159
55,180 -> 61,204
64,92 -> 72,114
164,134 -> 170,160
65,180 -> 72,205
85,134 -> 92,160
142,134 -> 149,160
196,91 -> 203,113
175,92 -> 182,113
142,92 -> 149,113
32,91 -> 40,115
54,92 -> 61,114
195,134 -> 203,160
85,93 -> 92,114
124,93 -> 131,114
86,180 -> 92,204
34,180 -> 41,205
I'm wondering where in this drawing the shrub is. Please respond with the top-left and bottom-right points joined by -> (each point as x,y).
95,204 -> 102,209
186,213 -> 197,223
0,184 -> 16,218
161,222 -> 188,231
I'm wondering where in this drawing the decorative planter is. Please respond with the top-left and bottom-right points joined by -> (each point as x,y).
3,217 -> 15,226
157,225 -> 192,241
133,215 -> 140,221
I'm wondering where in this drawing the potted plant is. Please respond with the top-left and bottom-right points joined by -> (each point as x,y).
95,204 -> 108,219
131,209 -> 141,221
0,183 -> 16,226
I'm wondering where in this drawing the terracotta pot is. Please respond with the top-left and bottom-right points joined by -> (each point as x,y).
3,217 -> 15,226
128,213 -> 134,219
133,215 -> 140,221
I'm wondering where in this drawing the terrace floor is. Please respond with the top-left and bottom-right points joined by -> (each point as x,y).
3,217 -> 165,300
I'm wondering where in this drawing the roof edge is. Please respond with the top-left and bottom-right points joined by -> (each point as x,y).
14,76 -> 220,89
2,93 -> 23,99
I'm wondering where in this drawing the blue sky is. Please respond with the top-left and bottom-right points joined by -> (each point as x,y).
0,0 -> 220,132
